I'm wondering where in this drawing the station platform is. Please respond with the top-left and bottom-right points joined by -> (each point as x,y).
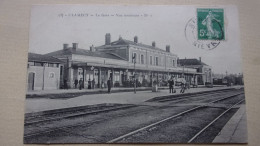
26,85 -> 225,96
213,104 -> 248,143
25,86 -> 242,113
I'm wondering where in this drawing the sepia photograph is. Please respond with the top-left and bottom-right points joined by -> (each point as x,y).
24,5 -> 247,144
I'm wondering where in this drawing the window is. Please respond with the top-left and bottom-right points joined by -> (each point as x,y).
155,57 -> 159,66
150,56 -> 153,65
140,54 -> 144,64
172,59 -> 175,67
132,52 -> 137,63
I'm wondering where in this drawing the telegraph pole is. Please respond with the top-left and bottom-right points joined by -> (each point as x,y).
133,54 -> 136,94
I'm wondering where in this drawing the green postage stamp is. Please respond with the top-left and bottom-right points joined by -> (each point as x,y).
197,8 -> 225,40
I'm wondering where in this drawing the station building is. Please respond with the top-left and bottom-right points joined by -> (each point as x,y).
178,58 -> 212,85
27,53 -> 63,91
45,33 -> 208,89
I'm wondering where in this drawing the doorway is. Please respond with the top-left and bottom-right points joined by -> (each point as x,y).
28,72 -> 35,91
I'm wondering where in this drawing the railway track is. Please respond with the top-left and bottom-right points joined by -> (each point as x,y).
25,104 -> 137,126
187,99 -> 244,143
24,105 -> 158,139
148,88 -> 243,103
107,93 -> 244,143
25,89 -> 242,126
24,89 -> 245,143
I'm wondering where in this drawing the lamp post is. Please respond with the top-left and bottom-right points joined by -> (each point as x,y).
42,62 -> 47,90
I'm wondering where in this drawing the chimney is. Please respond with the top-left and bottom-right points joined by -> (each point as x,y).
166,45 -> 170,52
72,43 -> 78,50
199,57 -> 201,62
134,36 -> 138,43
119,35 -> 122,40
105,33 -> 111,45
152,41 -> 156,47
90,45 -> 95,52
63,44 -> 69,50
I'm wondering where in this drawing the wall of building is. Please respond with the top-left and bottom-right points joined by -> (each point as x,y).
27,65 -> 60,90
128,46 -> 190,73
64,51 -> 198,88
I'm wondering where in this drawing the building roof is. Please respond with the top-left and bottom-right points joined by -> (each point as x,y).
178,58 -> 208,66
98,38 -> 170,53
45,47 -> 125,60
28,53 -> 63,63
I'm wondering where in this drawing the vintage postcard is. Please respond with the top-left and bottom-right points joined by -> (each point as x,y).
24,5 -> 247,143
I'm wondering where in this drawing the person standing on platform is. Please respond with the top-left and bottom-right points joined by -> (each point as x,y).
79,78 -> 83,90
168,77 -> 174,93
92,79 -> 95,89
180,78 -> 186,93
107,77 -> 112,93
74,79 -> 78,89
64,79 -> 68,90
88,79 -> 91,89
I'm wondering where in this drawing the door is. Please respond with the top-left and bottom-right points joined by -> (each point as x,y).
28,72 -> 35,91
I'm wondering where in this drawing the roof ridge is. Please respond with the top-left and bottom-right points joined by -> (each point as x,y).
106,52 -> 127,60
112,38 -> 167,52
28,52 -> 63,63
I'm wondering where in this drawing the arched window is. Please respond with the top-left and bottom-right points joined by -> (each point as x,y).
141,54 -> 144,64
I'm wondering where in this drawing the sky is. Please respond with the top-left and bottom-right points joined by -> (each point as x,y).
29,5 -> 242,74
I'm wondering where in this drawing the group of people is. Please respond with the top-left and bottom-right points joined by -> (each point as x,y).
168,76 -> 188,94
63,78 -> 84,90
73,78 -> 84,90
71,78 -> 112,93
65,76 -> 188,94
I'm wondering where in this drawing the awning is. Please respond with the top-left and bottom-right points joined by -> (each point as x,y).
71,61 -> 202,75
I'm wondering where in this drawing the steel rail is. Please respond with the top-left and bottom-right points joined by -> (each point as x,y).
24,106 -> 156,138
25,105 -> 136,126
148,88 -> 235,102
24,92 -> 244,140
25,103 -> 127,118
26,90 -> 242,126
24,118 -> 103,138
187,99 -> 245,143
154,90 -> 243,102
107,92 -> 243,143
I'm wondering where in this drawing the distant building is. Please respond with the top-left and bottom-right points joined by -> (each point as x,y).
178,57 -> 212,85
27,53 -> 63,91
45,33 -> 204,89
